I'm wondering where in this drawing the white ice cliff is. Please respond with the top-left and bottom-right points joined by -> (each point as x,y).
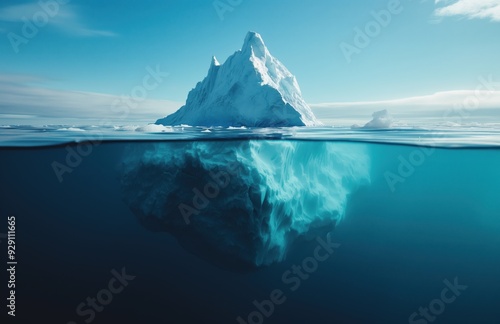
156,32 -> 322,127
121,141 -> 370,269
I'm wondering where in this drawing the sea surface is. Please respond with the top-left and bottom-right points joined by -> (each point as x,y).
1,125 -> 499,324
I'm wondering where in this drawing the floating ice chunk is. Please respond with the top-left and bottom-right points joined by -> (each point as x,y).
56,127 -> 85,132
136,124 -> 174,133
363,110 -> 393,129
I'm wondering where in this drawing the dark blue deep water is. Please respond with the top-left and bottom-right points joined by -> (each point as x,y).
1,139 -> 499,323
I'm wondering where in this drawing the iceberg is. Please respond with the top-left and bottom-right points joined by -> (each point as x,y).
120,141 -> 370,269
122,32 -> 367,270
156,32 -> 322,127
363,109 -> 393,129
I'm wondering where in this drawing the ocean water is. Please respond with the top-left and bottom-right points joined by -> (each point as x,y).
1,126 -> 500,324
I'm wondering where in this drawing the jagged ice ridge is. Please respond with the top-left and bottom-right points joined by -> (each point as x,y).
156,32 -> 321,127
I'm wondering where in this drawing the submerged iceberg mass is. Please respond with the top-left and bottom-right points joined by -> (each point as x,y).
156,32 -> 322,127
120,141 -> 370,269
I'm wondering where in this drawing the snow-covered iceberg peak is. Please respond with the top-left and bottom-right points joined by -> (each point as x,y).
209,55 -> 220,70
156,31 -> 322,127
241,31 -> 268,58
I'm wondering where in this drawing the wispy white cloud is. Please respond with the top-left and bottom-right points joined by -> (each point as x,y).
0,74 -> 180,124
312,90 -> 500,109
76,28 -> 117,37
2,73 -> 500,127
434,0 -> 500,22
0,73 -> 43,83
311,90 -> 500,126
0,2 -> 116,37
0,3 -> 41,22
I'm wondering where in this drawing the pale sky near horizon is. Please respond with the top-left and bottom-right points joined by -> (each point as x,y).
0,0 -> 500,125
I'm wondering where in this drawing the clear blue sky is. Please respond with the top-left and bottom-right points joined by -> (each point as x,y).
1,0 -> 500,123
